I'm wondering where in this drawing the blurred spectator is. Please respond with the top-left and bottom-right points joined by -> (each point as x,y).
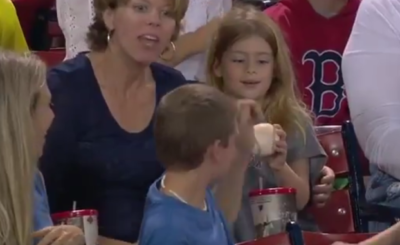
56,0 -> 93,59
12,0 -> 53,49
265,0 -> 360,125
235,0 -> 278,10
165,0 -> 231,82
0,0 -> 28,52
342,0 -> 400,232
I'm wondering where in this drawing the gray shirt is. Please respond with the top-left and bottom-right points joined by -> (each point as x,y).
234,121 -> 327,242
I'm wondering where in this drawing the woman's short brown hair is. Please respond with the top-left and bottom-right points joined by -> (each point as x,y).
87,0 -> 188,52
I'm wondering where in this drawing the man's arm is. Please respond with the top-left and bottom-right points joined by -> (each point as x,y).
160,0 -> 221,67
342,0 -> 400,180
161,26 -> 216,67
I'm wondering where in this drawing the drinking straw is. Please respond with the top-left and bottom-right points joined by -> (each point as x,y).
259,177 -> 263,190
72,201 -> 77,211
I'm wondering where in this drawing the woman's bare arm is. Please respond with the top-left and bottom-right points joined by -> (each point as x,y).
160,18 -> 220,67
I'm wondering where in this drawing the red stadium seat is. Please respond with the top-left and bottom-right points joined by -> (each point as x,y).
237,231 -> 374,245
310,190 -> 355,233
34,50 -> 64,67
303,231 -> 374,245
315,125 -> 348,175
309,125 -> 355,233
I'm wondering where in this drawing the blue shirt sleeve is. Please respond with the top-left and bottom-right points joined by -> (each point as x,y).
39,70 -> 79,213
139,214 -> 189,245
33,172 -> 53,231
206,189 -> 235,245
219,210 -> 235,245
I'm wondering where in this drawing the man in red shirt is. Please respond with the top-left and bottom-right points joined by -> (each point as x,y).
265,0 -> 360,125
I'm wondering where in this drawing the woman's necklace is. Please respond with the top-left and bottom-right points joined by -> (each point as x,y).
161,175 -> 207,211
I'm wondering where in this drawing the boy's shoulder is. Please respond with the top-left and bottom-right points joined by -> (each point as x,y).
139,205 -> 191,245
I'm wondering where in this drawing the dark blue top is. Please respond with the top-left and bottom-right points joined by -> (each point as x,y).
138,178 -> 234,245
39,53 -> 189,243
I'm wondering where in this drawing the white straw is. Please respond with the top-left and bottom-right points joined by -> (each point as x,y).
72,201 -> 77,211
259,177 -> 263,190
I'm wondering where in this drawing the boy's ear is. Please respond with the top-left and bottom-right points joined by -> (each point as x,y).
213,60 -> 223,78
206,139 -> 225,164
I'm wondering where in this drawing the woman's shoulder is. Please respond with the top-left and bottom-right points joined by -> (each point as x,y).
47,54 -> 94,95
150,62 -> 193,89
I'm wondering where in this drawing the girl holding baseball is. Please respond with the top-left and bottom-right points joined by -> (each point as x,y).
206,6 -> 328,243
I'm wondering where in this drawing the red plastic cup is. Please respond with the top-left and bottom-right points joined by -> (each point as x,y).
52,209 -> 98,245
249,188 -> 297,238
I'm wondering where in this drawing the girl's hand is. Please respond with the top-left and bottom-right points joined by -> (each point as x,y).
268,124 -> 287,171
32,225 -> 84,245
313,166 -> 335,207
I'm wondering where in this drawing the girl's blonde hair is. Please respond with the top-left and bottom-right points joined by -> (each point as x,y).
0,51 -> 46,245
207,6 -> 311,136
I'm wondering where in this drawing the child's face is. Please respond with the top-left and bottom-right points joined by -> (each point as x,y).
214,35 -> 274,101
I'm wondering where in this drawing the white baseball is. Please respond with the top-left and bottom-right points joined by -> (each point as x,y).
253,123 -> 280,156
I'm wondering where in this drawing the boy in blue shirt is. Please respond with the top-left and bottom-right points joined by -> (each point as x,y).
139,84 -> 258,245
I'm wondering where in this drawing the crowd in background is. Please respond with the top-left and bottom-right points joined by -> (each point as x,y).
1,0 -> 400,245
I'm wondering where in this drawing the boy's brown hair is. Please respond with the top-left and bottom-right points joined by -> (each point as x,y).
154,84 -> 237,170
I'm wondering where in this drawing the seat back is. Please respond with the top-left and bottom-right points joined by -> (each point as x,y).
309,190 -> 355,233
315,125 -> 348,175
237,231 -> 374,245
310,125 -> 355,233
47,3 -> 65,49
303,232 -> 374,245
34,50 -> 65,67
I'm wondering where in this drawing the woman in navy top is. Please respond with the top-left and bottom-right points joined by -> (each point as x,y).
39,0 -> 188,244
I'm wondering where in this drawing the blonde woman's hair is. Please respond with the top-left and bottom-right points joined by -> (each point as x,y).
207,6 -> 311,136
0,50 -> 46,245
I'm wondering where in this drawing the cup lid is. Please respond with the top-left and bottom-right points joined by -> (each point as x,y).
51,209 -> 98,220
249,187 -> 296,197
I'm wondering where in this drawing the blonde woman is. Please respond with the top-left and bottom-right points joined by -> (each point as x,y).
0,51 -> 83,245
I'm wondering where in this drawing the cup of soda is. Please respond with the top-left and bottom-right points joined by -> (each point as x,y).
51,209 -> 98,245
